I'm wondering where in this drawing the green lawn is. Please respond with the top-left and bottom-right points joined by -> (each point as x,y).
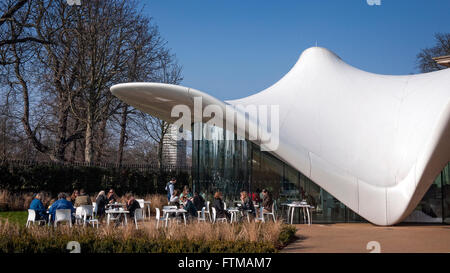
0,211 -> 28,226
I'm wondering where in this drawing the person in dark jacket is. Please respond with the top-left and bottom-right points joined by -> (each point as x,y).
48,193 -> 75,223
95,191 -> 108,218
126,195 -> 141,218
193,192 -> 205,211
261,189 -> 273,213
29,193 -> 48,222
181,195 -> 197,218
239,191 -> 255,215
107,189 -> 118,204
213,191 -> 230,220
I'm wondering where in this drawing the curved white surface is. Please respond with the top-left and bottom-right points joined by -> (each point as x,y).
111,47 -> 450,225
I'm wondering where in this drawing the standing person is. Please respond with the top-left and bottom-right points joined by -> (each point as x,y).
193,192 -> 205,211
213,191 -> 230,220
107,189 -> 118,204
165,178 -> 176,202
74,189 -> 91,207
261,189 -> 273,213
48,193 -> 75,223
70,190 -> 79,205
95,191 -> 108,218
29,193 -> 48,222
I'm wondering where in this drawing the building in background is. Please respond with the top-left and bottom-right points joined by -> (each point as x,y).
162,125 -> 187,167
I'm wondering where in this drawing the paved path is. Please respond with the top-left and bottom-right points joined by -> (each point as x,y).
281,223 -> 450,253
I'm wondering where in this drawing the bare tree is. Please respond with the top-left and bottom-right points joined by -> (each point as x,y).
133,57 -> 183,167
417,33 -> 450,73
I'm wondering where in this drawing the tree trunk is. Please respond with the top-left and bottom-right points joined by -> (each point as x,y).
84,113 -> 94,164
116,105 -> 128,166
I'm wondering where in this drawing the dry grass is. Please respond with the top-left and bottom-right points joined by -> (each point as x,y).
0,218 -> 286,245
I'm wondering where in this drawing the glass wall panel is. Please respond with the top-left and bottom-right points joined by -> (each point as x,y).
443,163 -> 449,224
192,123 -> 447,224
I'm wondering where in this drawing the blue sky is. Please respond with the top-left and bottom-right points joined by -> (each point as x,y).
142,0 -> 450,100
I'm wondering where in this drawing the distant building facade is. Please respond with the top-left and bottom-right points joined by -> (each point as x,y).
162,124 -> 187,167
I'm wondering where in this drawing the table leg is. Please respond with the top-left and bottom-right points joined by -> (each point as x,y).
183,213 -> 186,226
306,207 -> 311,225
124,214 -> 128,226
107,214 -> 110,226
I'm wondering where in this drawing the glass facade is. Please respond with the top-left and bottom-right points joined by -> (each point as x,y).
192,123 -> 449,224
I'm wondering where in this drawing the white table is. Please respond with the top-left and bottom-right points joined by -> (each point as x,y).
106,209 -> 129,226
283,203 -> 313,225
163,208 -> 187,226
227,208 -> 240,223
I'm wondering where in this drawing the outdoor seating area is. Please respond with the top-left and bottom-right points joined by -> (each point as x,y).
24,184 -> 315,230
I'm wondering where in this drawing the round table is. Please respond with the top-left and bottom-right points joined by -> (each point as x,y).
227,208 -> 240,223
106,209 -> 129,226
163,208 -> 187,225
283,203 -> 313,225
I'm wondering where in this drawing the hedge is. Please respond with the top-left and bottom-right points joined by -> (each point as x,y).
0,162 -> 191,196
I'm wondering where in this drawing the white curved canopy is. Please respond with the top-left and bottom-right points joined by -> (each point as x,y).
111,47 -> 450,225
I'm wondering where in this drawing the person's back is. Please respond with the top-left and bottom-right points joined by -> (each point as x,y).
193,194 -> 205,211
184,199 -> 197,217
29,196 -> 47,221
127,198 -> 140,218
49,197 -> 75,221
74,192 -> 91,207
262,190 -> 273,212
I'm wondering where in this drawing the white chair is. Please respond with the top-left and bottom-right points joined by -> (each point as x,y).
26,209 -> 46,227
92,202 -> 98,217
205,201 -> 212,222
134,208 -> 144,229
136,199 -> 145,219
75,207 -> 84,225
263,201 -> 276,222
155,208 -> 170,228
255,207 -> 265,223
211,207 -> 227,223
80,205 -> 98,228
54,209 -> 73,227
197,207 -> 207,223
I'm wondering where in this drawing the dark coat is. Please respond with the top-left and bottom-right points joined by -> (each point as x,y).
262,194 -> 273,212
213,198 -> 230,219
95,195 -> 108,217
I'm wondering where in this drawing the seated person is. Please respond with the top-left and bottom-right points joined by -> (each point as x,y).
74,188 -> 91,207
261,189 -> 273,213
193,192 -> 205,211
239,191 -> 255,215
107,188 -> 118,204
181,195 -> 197,218
29,193 -> 48,222
180,186 -> 193,199
48,193 -> 76,223
126,195 -> 141,218
169,189 -> 180,206
95,191 -> 108,218
70,190 -> 79,205
213,191 -> 230,220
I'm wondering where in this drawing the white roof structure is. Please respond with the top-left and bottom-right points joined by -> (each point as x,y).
111,47 -> 450,225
